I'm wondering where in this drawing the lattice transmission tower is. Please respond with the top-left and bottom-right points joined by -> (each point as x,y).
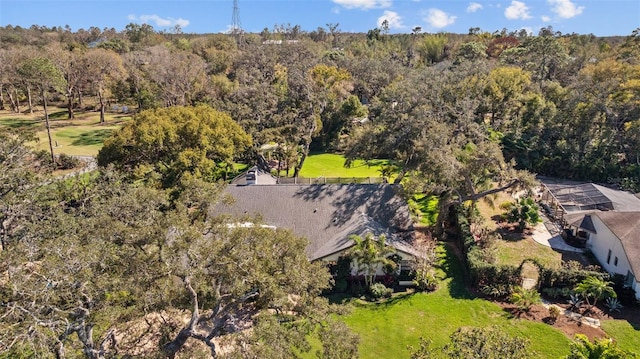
231,0 -> 244,46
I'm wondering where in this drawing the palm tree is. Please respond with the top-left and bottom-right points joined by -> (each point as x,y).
510,286 -> 541,314
347,233 -> 396,287
574,276 -> 616,313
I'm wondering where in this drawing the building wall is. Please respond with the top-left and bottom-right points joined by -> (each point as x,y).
321,249 -> 415,276
589,216 -> 640,299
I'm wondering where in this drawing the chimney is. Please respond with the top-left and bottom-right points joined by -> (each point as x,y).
246,168 -> 257,185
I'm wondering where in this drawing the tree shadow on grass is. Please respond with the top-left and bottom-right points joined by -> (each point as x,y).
438,243 -> 475,300
71,129 -> 113,146
0,118 -> 40,130
48,110 -> 68,120
326,290 -> 416,310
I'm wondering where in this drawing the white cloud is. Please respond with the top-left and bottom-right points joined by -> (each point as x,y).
467,2 -> 483,13
128,14 -> 190,28
541,15 -> 551,22
424,8 -> 456,29
548,0 -> 584,19
332,0 -> 392,10
377,10 -> 404,29
505,1 -> 532,20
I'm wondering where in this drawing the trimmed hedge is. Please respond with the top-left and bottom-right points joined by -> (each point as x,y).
452,205 -> 611,295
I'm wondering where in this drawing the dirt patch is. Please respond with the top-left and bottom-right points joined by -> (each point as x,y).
497,303 -> 608,341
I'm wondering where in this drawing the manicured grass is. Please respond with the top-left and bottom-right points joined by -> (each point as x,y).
0,117 -> 41,130
495,236 -> 563,269
473,188 -> 563,269
297,153 -> 390,179
1,108 -> 129,157
31,125 -> 121,156
408,194 -> 439,226
600,319 -> 640,353
339,244 -> 573,358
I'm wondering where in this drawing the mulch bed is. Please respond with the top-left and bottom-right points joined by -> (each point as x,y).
496,300 -> 640,342
497,302 -> 608,341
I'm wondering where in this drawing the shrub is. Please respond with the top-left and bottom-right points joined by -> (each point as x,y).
331,256 -> 352,293
444,326 -> 534,359
58,153 -> 80,170
481,283 -> 514,299
605,297 -> 623,313
510,287 -> 541,312
548,305 -> 561,324
567,294 -> 583,312
503,197 -> 541,232
414,270 -> 438,292
369,283 -> 392,300
334,279 -> 348,293
542,286 -> 572,299
350,281 -> 367,297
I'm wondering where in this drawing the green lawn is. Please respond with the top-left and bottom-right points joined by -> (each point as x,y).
1,108 -> 128,157
408,194 -> 439,226
31,125 -> 121,156
339,244 -> 573,359
600,319 -> 640,353
495,236 -> 563,269
297,153 -> 390,179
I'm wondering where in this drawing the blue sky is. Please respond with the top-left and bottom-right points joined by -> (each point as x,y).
1,0 -> 638,36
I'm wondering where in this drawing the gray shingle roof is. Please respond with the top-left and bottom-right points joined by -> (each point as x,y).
568,214 -> 597,233
213,184 -> 415,260
595,211 -> 640,278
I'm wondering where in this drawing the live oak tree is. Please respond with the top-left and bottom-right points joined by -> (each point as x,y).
83,48 -> 127,123
97,105 -> 252,188
144,45 -> 208,107
1,171 -> 359,358
161,180 -> 356,358
0,169 -> 169,358
16,56 -> 66,164
0,131 -> 50,251
344,65 -> 536,230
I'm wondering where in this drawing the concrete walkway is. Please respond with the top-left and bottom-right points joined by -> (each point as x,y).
542,301 -> 601,327
530,218 -> 586,253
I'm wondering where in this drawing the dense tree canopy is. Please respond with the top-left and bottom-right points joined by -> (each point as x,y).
97,105 -> 252,187
2,22 -> 640,359
2,24 -> 640,188
0,166 -> 357,358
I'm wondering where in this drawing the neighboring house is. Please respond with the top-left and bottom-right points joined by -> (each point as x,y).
540,177 -> 640,299
566,211 -> 640,299
214,174 -> 420,277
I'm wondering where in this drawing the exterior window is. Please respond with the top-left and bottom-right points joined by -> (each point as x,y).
614,257 -> 619,266
625,271 -> 635,287
607,249 -> 612,264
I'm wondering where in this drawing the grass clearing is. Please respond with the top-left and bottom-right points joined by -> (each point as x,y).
31,125 -> 121,156
297,153 -> 390,179
473,187 -> 563,268
495,236 -> 563,269
1,108 -> 129,157
475,190 -> 514,230
339,244 -> 573,358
